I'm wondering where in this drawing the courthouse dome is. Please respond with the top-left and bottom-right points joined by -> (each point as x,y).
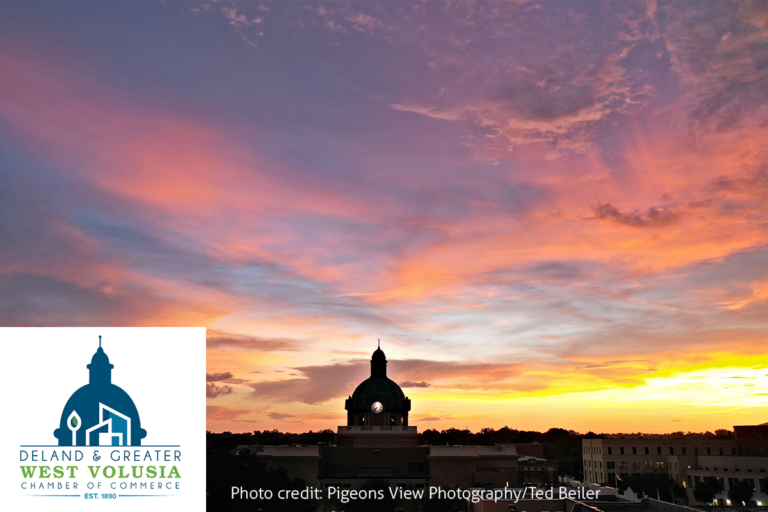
346,344 -> 410,413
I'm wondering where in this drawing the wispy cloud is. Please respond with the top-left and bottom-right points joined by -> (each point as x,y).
400,381 -> 431,388
267,412 -> 298,421
206,382 -> 234,398
391,104 -> 460,121
207,330 -> 308,352
206,406 -> 252,422
589,202 -> 683,227
206,372 -> 234,382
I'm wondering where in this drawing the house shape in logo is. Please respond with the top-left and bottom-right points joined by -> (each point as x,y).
53,337 -> 147,446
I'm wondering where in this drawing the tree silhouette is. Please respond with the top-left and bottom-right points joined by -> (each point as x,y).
693,477 -> 724,504
728,480 -> 754,506
618,472 -> 678,502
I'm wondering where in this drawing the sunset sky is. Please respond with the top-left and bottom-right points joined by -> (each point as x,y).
2,1 -> 768,434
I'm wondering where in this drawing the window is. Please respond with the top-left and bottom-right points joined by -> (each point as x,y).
657,447 -> 662,455
619,462 -> 628,469
695,447 -> 699,455
707,447 -> 712,455
656,462 -> 666,469
608,447 -> 613,455
732,447 -> 737,455
682,447 -> 687,455
620,447 -> 625,455
633,447 -> 637,455
337,464 -> 344,473
645,447 -> 650,455
761,479 -> 768,494
633,461 -> 640,469
328,464 -> 336,473
408,462 -> 416,472
729,478 -> 738,488
607,462 -> 616,470
373,449 -> 380,459
417,462 -> 425,473
669,447 -> 674,455
719,447 -> 724,455
645,462 -> 654,470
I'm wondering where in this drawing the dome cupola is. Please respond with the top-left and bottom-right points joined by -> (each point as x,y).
370,343 -> 387,377
345,341 -> 411,427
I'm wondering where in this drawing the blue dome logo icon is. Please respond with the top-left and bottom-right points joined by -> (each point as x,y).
53,336 -> 147,446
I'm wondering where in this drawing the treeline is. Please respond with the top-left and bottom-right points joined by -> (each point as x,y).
207,427 -> 587,477
419,426 -> 579,445
207,426 -> 735,480
206,426 -> 582,449
207,429 -> 336,450
602,429 -> 734,439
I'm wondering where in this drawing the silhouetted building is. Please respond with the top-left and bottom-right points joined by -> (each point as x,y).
243,343 -> 558,489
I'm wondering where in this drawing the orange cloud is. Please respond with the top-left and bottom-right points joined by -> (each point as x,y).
206,406 -> 254,422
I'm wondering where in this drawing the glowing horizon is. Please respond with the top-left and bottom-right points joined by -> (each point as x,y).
1,1 -> 767,434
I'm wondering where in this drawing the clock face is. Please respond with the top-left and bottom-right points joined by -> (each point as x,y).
371,401 -> 384,414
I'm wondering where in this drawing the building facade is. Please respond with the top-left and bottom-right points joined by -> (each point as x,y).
582,424 -> 768,505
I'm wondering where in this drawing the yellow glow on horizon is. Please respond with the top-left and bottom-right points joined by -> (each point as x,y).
206,348 -> 768,433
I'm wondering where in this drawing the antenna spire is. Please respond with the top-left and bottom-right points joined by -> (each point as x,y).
378,338 -> 380,349
99,335 -> 102,348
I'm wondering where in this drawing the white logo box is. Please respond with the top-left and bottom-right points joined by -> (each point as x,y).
0,327 -> 206,512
